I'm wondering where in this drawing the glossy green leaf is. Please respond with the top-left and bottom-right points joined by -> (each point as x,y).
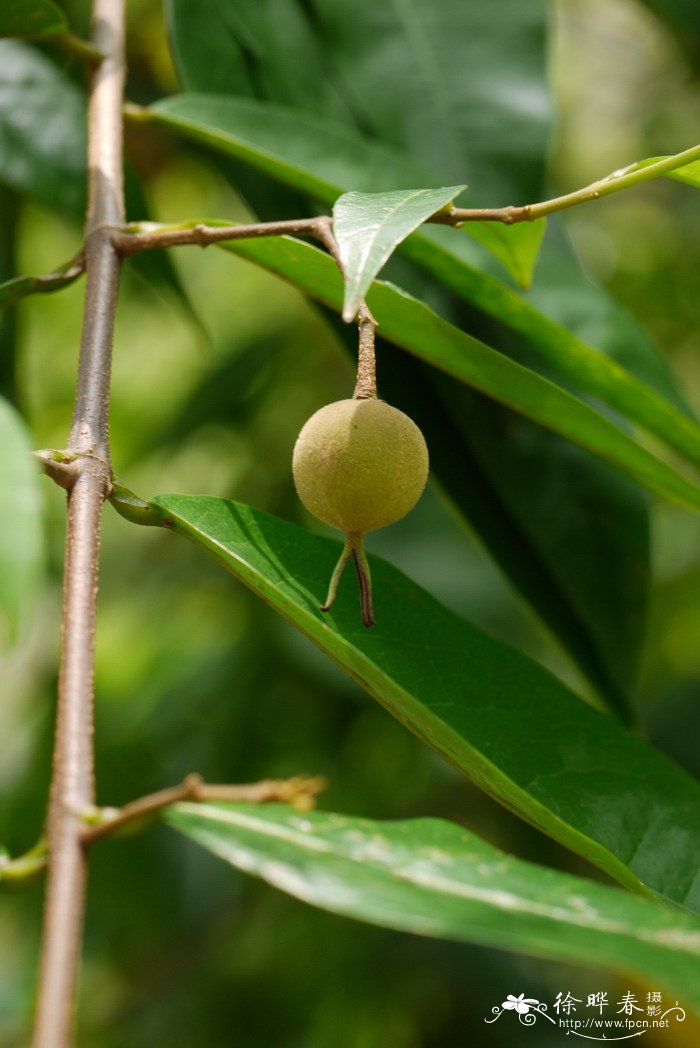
0,397 -> 43,639
128,493 -> 700,910
147,98 -> 700,468
364,341 -> 646,720
0,0 -> 66,39
333,186 -> 466,321
220,234 -> 700,513
167,802 -> 700,1007
460,218 -> 547,289
149,94 -> 431,201
0,41 -> 86,213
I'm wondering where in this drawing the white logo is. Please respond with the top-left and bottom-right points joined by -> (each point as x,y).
484,989 -> 687,1040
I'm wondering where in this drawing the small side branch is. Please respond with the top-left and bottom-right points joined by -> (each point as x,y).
81,774 -> 327,845
108,144 -> 700,258
438,141 -> 700,226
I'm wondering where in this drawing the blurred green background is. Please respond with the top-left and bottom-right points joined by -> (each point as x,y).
1,0 -> 700,1044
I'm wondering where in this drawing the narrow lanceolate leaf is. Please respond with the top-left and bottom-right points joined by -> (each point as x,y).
0,397 -> 43,639
167,803 -> 700,1009
221,235 -> 700,513
132,494 -> 700,912
332,186 -> 466,321
147,98 -> 700,469
0,0 -> 66,39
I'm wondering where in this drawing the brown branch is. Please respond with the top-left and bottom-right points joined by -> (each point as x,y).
32,2 -> 126,1046
112,216 -> 333,256
81,774 -> 328,845
353,303 -> 377,399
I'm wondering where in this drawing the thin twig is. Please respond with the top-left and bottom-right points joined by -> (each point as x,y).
81,774 -> 328,845
32,2 -> 126,1046
440,141 -> 700,225
109,143 -> 700,259
112,217 -> 332,256
353,303 -> 377,399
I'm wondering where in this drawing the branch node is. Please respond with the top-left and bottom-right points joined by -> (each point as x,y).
33,449 -> 81,490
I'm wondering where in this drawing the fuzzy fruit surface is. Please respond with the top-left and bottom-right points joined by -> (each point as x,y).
293,398 -> 429,534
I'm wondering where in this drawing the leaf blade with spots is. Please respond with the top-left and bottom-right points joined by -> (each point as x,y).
166,802 -> 700,1009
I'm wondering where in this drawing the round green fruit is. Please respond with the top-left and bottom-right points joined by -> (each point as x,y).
292,398 -> 429,535
292,397 -> 429,627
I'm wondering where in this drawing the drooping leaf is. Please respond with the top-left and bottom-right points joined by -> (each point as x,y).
0,40 -> 86,213
220,234 -> 700,513
119,493 -> 700,911
406,224 -> 694,422
167,802 -> 700,1008
333,186 -> 466,321
0,0 -> 66,40
462,218 -> 547,289
0,396 -> 43,639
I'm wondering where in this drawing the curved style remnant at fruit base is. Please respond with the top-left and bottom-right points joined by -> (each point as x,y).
293,398 -> 429,627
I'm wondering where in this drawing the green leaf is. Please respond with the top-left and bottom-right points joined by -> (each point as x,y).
332,186 -> 466,321
368,343 -> 646,719
587,150 -> 700,192
0,255 -> 83,308
668,159 -> 700,188
0,397 -> 43,640
0,41 -> 86,213
462,218 -> 547,289
166,803 -> 700,1008
0,0 -> 66,39
149,94 -> 432,201
132,494 -> 700,911
165,0 -> 254,96
211,0 -> 552,201
220,234 -> 700,513
147,98 -> 700,468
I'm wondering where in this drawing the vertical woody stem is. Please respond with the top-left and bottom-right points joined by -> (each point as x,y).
353,302 -> 377,399
32,2 -> 125,1045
